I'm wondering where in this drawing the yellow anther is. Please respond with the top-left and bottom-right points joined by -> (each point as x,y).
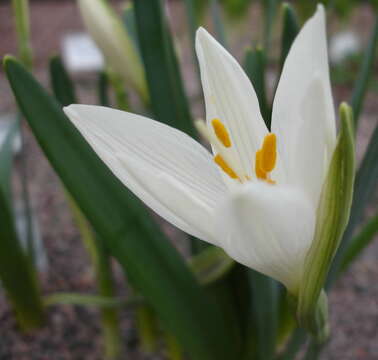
212,118 -> 232,148
214,154 -> 239,180
254,133 -> 277,184
261,133 -> 277,173
255,149 -> 267,180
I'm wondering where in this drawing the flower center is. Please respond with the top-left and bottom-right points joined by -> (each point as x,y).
209,118 -> 277,184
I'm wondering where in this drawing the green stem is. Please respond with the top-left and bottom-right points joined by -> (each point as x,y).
67,195 -> 123,360
164,331 -> 184,360
12,0 -> 32,69
136,304 -> 160,354
44,292 -> 142,308
106,68 -> 129,111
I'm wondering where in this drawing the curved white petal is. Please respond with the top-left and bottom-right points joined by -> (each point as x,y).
196,28 -> 268,180
64,104 -> 227,244
272,5 -> 336,207
215,182 -> 315,292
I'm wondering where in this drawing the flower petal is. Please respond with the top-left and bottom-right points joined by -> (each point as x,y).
271,5 -> 336,206
196,28 -> 268,180
215,182 -> 315,292
64,104 -> 227,244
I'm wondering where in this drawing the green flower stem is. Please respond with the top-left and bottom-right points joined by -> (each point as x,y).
136,304 -> 160,354
12,0 -> 32,69
164,331 -> 184,360
67,195 -> 123,360
106,68 -> 129,111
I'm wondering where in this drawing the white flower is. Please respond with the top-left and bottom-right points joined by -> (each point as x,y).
64,5 -> 336,294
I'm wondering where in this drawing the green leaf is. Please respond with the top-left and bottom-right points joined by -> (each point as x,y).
244,46 -> 270,127
280,2 -> 299,70
133,0 -> 196,138
339,214 -> 378,273
122,2 -> 140,54
243,271 -> 279,360
5,56 -> 236,360
298,103 -> 355,333
0,119 -> 44,330
189,246 -> 235,286
328,121 -> 378,285
263,0 -> 280,56
351,15 -> 378,128
98,71 -> 110,107
49,55 -> 76,106
210,0 -> 228,48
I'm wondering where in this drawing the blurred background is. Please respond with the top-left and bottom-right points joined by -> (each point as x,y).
0,0 -> 377,359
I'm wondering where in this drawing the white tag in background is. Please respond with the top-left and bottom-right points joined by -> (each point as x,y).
62,32 -> 104,73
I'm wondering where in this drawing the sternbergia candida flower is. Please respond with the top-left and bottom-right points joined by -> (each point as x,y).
64,5 -> 354,337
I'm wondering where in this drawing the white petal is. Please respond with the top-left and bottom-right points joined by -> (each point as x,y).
196,28 -> 268,180
215,182 -> 315,293
271,5 -> 336,206
64,104 -> 227,244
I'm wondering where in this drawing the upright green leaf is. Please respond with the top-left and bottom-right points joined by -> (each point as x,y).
49,55 -> 76,106
5,57 -> 235,360
243,271 -> 279,360
263,0 -> 280,56
122,2 -> 140,54
210,0 -> 228,48
351,15 -> 378,128
328,122 -> 378,285
280,3 -> 299,69
298,103 -> 355,333
98,71 -> 110,107
0,120 -> 44,330
133,0 -> 196,137
244,47 -> 270,127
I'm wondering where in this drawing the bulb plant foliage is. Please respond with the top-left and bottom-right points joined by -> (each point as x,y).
2,0 -> 377,359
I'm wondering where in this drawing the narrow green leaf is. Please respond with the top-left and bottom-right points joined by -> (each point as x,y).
0,121 -> 44,330
189,246 -> 235,286
351,15 -> 378,127
339,214 -> 378,272
263,0 -> 280,56
122,2 -> 140,54
298,103 -> 355,331
98,71 -> 110,107
280,2 -> 299,70
328,122 -> 378,285
244,46 -> 270,127
210,0 -> 228,48
49,55 -> 76,106
133,0 -> 196,137
183,0 -> 198,52
5,56 -> 236,360
244,271 -> 279,360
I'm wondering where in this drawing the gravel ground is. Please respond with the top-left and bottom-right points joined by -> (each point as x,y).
0,1 -> 377,359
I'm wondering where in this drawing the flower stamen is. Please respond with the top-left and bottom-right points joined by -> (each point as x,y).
214,154 -> 240,180
255,133 -> 277,184
212,118 -> 232,148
